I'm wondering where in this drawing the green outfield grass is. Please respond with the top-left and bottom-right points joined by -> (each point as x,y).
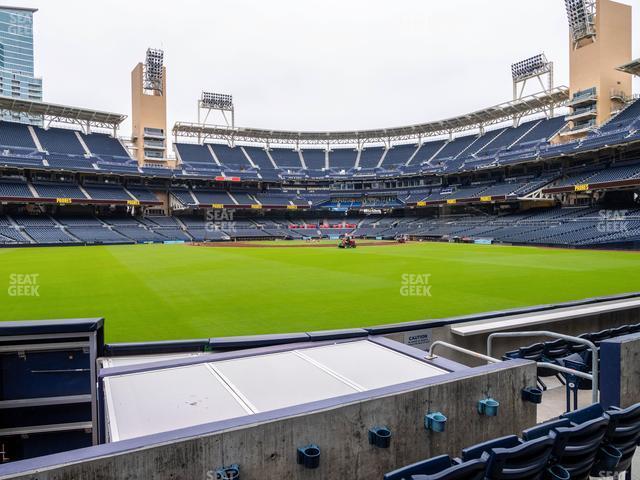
1,242 -> 639,342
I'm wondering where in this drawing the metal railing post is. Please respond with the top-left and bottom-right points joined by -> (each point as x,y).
427,341 -> 502,364
487,331 -> 598,404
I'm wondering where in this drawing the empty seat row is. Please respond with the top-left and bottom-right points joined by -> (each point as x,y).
384,401 -> 640,480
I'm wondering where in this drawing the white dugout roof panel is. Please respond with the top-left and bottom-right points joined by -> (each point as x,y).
103,340 -> 447,441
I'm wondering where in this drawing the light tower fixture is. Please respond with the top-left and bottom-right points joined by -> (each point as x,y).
565,0 -> 597,47
201,92 -> 234,111
143,48 -> 164,94
197,91 -> 235,144
511,54 -> 550,81
511,54 -> 555,124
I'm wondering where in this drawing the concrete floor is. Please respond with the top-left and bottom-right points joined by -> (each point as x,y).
535,377 -> 638,479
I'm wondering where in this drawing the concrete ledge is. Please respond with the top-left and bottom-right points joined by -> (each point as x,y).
0,360 -> 537,480
451,298 -> 640,337
105,339 -> 209,356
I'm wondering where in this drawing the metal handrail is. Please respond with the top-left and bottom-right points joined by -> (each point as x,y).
536,362 -> 593,380
427,341 -> 502,364
487,331 -> 598,403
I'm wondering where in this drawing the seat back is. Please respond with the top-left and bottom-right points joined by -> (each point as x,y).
484,434 -> 556,480
555,416 -> 610,478
412,459 -> 486,480
543,339 -> 570,359
588,329 -> 611,346
383,454 -> 454,480
562,403 -> 605,425
461,435 -> 521,461
609,325 -> 630,338
502,349 -> 521,361
522,418 -> 571,440
518,343 -> 544,361
605,402 -> 640,472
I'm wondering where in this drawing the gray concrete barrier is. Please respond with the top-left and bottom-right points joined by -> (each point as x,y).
1,361 -> 536,480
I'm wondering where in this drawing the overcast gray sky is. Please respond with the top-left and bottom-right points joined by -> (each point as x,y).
9,0 -> 640,134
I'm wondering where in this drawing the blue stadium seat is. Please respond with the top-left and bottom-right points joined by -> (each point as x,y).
35,127 -> 86,155
482,433 -> 558,480
461,435 -> 522,461
524,416 -> 609,480
604,403 -> 640,475
562,403 -> 606,425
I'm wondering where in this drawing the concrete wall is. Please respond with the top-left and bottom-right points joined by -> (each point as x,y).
385,305 -> 640,366
601,333 -> 640,409
2,362 -> 537,480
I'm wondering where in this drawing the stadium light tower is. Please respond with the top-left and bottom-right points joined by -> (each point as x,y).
131,48 -> 168,166
565,0 -> 597,48
143,48 -> 164,94
511,54 -> 555,124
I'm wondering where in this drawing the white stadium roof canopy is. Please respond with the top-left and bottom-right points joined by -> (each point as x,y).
0,96 -> 127,131
173,87 -> 569,146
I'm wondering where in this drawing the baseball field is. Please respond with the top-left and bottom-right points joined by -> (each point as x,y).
1,241 -> 639,342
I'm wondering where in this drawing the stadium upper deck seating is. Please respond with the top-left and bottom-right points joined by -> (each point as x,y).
432,133 -> 478,161
300,149 -> 326,170
358,147 -> 385,169
409,139 -> 447,165
175,143 -> 215,165
380,144 -> 419,167
329,148 -> 358,170
35,127 -> 85,156
0,102 -> 638,182
241,146 -> 272,169
81,132 -> 130,159
599,98 -> 640,133
270,148 -> 302,169
210,144 -> 252,169
0,121 -> 38,153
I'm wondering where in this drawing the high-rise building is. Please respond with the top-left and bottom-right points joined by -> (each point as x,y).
0,5 -> 42,124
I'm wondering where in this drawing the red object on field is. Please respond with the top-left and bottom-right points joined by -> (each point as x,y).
214,176 -> 241,182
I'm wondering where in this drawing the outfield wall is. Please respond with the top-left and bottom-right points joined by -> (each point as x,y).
0,360 -> 536,480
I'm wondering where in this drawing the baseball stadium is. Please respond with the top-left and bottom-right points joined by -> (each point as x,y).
1,1 -> 640,479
